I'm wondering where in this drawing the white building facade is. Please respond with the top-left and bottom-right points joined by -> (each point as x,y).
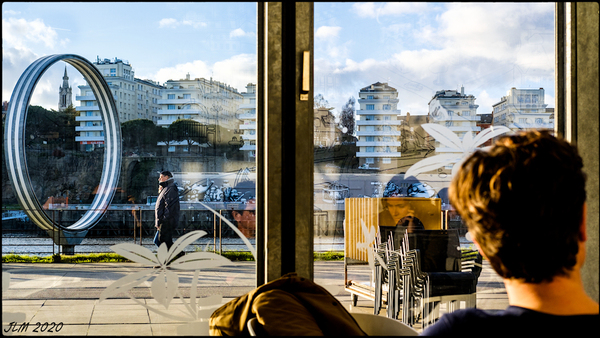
157,74 -> 243,153
355,82 -> 403,170
75,57 -> 164,151
237,83 -> 257,159
428,86 -> 481,153
492,87 -> 553,133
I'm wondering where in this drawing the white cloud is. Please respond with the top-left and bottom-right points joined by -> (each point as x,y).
315,3 -> 555,115
150,54 -> 256,93
352,2 -> 429,18
315,26 -> 341,40
3,10 -> 21,15
159,18 -> 178,28
230,28 -> 255,38
2,17 -> 58,49
212,54 -> 257,92
159,18 -> 206,29
380,2 -> 429,15
152,60 -> 212,84
351,3 -> 378,18
182,20 -> 207,29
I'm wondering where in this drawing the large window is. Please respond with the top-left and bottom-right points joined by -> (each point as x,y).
2,2 -> 257,335
313,0 -> 555,312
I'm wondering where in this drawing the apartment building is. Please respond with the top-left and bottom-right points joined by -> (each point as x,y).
355,82 -> 403,170
427,86 -> 481,154
157,74 -> 243,153
237,83 -> 257,160
492,87 -> 553,133
75,57 -> 164,151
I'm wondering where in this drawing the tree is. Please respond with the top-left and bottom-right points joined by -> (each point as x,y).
168,119 -> 206,154
339,96 -> 356,141
314,94 -> 329,109
121,119 -> 161,152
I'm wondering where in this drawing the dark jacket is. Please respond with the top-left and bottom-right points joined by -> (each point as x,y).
154,178 -> 180,229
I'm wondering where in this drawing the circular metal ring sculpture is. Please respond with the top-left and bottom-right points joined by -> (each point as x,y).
4,54 -> 121,232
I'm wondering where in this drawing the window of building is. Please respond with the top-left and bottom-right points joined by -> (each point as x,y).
366,104 -> 374,110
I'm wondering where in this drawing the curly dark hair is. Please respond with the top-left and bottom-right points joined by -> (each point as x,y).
449,130 -> 586,283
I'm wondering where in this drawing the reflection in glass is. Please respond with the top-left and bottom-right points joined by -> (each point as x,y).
314,2 -> 554,321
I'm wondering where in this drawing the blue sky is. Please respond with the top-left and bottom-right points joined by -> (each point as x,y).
3,2 -> 554,116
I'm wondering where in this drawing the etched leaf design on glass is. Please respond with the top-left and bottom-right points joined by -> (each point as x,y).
176,294 -> 224,336
356,219 -> 378,271
405,123 -> 511,178
152,269 -> 179,309
99,230 -> 231,322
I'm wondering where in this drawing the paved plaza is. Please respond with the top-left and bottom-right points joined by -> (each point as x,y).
2,260 -> 508,336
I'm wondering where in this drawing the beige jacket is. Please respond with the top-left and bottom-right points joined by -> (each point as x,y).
209,273 -> 366,336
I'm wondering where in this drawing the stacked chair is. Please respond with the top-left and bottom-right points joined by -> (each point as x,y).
372,228 -> 482,329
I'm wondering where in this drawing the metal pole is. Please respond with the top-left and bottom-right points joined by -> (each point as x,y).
219,209 -> 222,255
213,212 -> 216,252
139,208 -> 142,246
133,207 -> 136,243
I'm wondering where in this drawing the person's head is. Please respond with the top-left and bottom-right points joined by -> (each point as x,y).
159,171 -> 173,183
449,130 -> 586,283
232,199 -> 256,238
382,198 -> 413,223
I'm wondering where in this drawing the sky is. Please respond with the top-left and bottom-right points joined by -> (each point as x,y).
3,2 -> 555,117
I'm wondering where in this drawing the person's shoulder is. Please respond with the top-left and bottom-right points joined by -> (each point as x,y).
421,308 -> 492,335
422,307 -> 600,336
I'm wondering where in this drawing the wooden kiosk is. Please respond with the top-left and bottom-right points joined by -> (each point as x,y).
344,197 -> 442,306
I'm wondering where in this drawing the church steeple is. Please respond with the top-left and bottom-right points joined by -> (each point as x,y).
59,66 -> 72,111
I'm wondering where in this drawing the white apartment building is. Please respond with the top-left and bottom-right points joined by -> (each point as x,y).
427,86 -> 481,153
75,57 -> 164,151
237,83 -> 257,159
492,87 -> 553,133
157,74 -> 243,153
355,82 -> 403,170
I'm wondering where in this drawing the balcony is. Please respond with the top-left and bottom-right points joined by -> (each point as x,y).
356,120 -> 403,126
451,114 -> 481,122
157,98 -> 200,105
76,106 -> 100,111
76,116 -> 102,122
356,141 -> 402,147
446,126 -> 482,132
75,135 -> 105,142
356,109 -> 401,115
356,130 -> 402,137
239,144 -> 256,151
239,123 -> 257,130
75,126 -> 103,132
358,98 -> 399,104
238,103 -> 255,109
240,133 -> 256,141
508,122 -> 554,130
76,95 -> 95,101
356,151 -> 402,158
238,113 -> 257,120
157,109 -> 203,116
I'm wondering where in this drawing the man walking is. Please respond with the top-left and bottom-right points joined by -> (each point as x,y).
154,171 -> 180,252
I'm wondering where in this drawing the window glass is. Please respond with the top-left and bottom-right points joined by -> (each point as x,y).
314,2 -> 554,324
2,2 -> 257,335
